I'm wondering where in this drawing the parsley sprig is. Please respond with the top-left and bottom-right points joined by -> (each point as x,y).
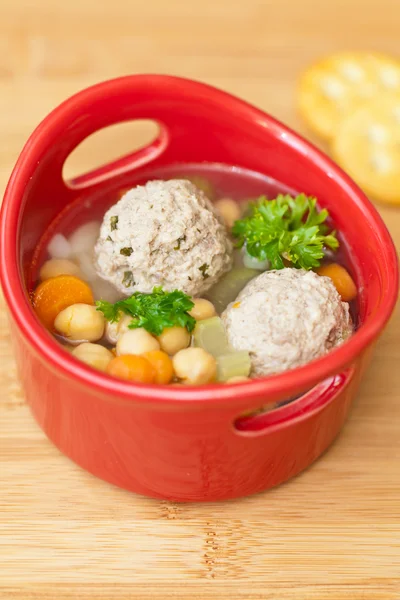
232,194 -> 339,270
96,287 -> 196,336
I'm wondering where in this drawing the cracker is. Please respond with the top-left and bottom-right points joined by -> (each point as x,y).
332,93 -> 400,205
298,52 -> 400,140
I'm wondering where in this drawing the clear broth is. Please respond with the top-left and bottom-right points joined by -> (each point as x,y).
31,162 -> 358,409
32,162 -> 357,321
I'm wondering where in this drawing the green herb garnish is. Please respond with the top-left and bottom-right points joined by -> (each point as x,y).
199,263 -> 210,279
174,235 -> 186,250
110,216 -> 119,231
96,286 -> 196,336
122,271 -> 134,288
232,194 -> 339,270
120,247 -> 133,256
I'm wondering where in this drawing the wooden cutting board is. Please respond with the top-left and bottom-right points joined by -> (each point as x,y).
0,0 -> 399,598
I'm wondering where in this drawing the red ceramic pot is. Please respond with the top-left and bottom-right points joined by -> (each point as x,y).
0,75 -> 398,501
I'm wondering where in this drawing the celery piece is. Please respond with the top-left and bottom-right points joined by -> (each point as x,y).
216,352 -> 252,382
242,249 -> 270,271
193,317 -> 231,357
205,267 -> 259,314
193,316 -> 252,380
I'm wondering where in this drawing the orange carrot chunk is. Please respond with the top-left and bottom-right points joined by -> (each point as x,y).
142,350 -> 174,384
32,275 -> 94,330
316,263 -> 357,302
106,355 -> 156,383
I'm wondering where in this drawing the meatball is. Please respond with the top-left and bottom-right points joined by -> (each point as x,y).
94,179 -> 233,296
221,269 -> 353,377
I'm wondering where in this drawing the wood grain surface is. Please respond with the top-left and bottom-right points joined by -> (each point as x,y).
0,1 -> 399,598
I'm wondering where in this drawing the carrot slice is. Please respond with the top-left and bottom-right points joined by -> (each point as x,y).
142,350 -> 174,384
316,263 -> 357,302
106,355 -> 156,383
32,275 -> 94,330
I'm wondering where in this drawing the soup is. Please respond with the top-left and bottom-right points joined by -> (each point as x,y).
30,163 -> 357,390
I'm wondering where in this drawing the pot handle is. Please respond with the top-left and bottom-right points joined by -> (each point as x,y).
233,366 -> 359,435
28,74 -> 239,191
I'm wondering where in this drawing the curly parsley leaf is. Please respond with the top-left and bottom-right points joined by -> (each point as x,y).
232,194 -> 339,270
96,287 -> 196,336
110,216 -> 119,231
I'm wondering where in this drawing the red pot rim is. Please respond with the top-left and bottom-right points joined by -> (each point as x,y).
0,74 -> 398,407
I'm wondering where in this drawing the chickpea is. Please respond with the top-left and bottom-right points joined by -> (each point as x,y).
142,350 -> 174,384
107,355 -> 156,383
157,326 -> 191,355
215,198 -> 242,229
225,376 -> 250,384
54,304 -> 105,342
117,315 -> 135,337
172,347 -> 217,385
116,328 -> 160,356
105,320 -> 119,345
39,258 -> 82,281
72,343 -> 114,372
189,298 -> 216,321
105,313 -> 135,344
